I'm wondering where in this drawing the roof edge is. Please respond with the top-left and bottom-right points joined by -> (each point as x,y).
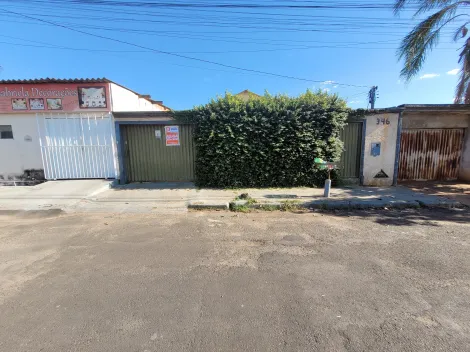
0,78 -> 112,84
392,104 -> 470,112
112,111 -> 174,118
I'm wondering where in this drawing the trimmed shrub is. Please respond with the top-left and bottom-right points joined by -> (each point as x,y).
175,90 -> 349,188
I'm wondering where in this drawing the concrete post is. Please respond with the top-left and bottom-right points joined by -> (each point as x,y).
324,179 -> 331,198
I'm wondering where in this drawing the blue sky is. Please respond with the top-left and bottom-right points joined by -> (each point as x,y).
0,0 -> 464,110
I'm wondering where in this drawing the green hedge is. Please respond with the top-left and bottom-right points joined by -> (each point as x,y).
175,90 -> 349,188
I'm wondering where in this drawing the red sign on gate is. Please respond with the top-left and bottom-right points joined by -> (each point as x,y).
165,126 -> 180,146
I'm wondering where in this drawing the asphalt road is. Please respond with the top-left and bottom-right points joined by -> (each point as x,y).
1,208 -> 469,352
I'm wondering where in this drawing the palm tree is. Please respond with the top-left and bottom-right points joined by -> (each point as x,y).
395,0 -> 470,103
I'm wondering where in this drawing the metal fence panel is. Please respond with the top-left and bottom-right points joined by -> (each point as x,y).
339,122 -> 363,178
398,128 -> 465,181
122,124 -> 195,182
37,113 -> 116,179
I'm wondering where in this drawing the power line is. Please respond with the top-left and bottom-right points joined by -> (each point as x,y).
1,16 -> 439,38
0,2 -> 447,38
1,8 -> 370,88
347,90 -> 370,100
2,40 -> 458,54
1,0 -> 411,11
0,3 -> 417,24
0,1 -> 424,29
0,5 -> 434,32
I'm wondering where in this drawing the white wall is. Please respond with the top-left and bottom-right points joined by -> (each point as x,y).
362,113 -> 399,186
0,114 -> 43,178
110,83 -> 166,112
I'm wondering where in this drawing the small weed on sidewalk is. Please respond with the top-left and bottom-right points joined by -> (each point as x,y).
230,195 -> 305,213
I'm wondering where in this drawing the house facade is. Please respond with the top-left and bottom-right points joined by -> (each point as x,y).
362,105 -> 470,186
235,90 -> 261,101
2,80 -> 469,187
0,78 -> 169,183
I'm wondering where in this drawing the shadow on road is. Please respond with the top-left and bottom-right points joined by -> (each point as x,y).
325,208 -> 470,227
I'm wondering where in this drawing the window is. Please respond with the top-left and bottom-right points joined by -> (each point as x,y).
0,125 -> 13,139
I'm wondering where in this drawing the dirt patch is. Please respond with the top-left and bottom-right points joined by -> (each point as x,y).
0,209 -> 64,218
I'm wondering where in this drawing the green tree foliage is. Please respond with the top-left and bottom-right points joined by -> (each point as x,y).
395,0 -> 470,103
176,90 -> 349,188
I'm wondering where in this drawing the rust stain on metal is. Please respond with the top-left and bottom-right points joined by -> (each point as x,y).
398,129 -> 465,181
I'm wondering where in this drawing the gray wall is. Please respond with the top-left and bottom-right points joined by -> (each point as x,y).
402,111 -> 470,182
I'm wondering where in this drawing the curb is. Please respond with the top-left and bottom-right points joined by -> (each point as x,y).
306,199 -> 463,210
187,200 -> 229,210
108,179 -> 120,188
229,200 -> 283,211
415,198 -> 463,209
189,198 -> 464,212
250,203 -> 282,210
305,199 -> 421,210
229,199 -> 424,211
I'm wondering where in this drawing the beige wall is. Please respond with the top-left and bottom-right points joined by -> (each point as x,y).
362,113 -> 399,186
114,117 -> 174,122
0,114 -> 43,179
402,112 -> 469,129
110,84 -> 167,112
235,91 -> 261,102
402,111 -> 470,182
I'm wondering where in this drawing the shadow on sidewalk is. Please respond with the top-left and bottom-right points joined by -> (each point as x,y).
261,186 -> 419,200
111,182 -> 197,191
401,181 -> 470,207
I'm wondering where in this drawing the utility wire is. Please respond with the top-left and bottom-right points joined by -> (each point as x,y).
0,2 -> 447,37
0,1 -> 424,30
0,10 -> 455,38
347,90 -> 370,100
3,34 -> 445,54
1,8 -> 369,88
1,1 -> 422,29
1,0 -> 411,10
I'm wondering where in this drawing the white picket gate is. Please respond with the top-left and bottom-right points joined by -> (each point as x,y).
36,113 -> 117,179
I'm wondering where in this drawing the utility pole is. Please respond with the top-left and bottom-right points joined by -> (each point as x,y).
368,86 -> 378,109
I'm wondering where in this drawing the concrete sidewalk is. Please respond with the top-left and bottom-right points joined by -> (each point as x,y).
0,180 -> 112,212
0,181 -> 464,213
81,182 -> 464,212
183,185 -> 462,210
403,181 -> 470,207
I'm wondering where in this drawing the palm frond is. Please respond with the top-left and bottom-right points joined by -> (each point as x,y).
398,6 -> 458,80
394,0 -> 408,14
414,0 -> 459,16
453,22 -> 470,41
454,38 -> 470,103
394,0 -> 458,15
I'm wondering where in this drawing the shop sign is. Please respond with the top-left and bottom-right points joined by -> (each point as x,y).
0,83 -> 111,113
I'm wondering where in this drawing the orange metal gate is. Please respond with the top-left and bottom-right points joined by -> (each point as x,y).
398,129 -> 465,181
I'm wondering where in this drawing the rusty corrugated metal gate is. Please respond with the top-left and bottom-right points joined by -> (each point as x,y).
398,129 -> 465,181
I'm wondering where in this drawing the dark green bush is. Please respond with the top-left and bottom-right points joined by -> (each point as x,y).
175,90 -> 349,188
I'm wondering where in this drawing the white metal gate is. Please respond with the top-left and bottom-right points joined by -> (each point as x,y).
37,113 -> 117,179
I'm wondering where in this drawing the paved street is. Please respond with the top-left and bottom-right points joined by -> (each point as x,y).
1,209 -> 470,351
